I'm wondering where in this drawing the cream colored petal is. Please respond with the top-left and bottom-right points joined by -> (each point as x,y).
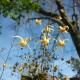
67,26 -> 69,29
36,19 -> 38,22
24,38 -> 30,41
47,38 -> 52,40
59,26 -> 63,29
65,31 -> 68,33
13,36 -> 24,41
48,33 -> 52,36
41,29 -> 45,33
47,38 -> 53,42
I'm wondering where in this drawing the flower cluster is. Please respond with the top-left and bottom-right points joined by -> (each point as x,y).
2,19 -> 70,80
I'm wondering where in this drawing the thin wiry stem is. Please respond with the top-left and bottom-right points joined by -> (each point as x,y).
0,26 -> 20,79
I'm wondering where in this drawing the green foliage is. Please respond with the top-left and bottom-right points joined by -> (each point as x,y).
0,26 -> 2,28
0,26 -> 2,34
0,0 -> 40,20
71,58 -> 80,78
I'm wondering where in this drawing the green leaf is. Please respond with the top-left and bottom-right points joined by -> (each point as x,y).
3,11 -> 9,17
6,0 -> 10,3
0,32 -> 2,34
10,13 -> 18,20
0,26 -> 2,28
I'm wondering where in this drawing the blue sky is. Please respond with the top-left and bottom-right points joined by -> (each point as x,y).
0,14 -> 79,80
0,0 -> 80,79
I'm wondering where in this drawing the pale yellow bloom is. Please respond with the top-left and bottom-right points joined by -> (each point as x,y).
3,63 -> 7,68
13,36 -> 32,51
60,9 -> 64,13
42,25 -> 54,35
64,76 -> 69,80
59,26 -> 69,33
36,19 -> 41,24
58,38 -> 66,47
18,67 -> 24,72
55,38 -> 69,53
57,38 -> 69,47
34,34 -> 55,48
56,15 -> 62,20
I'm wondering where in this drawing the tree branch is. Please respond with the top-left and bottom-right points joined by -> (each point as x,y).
28,17 -> 64,26
55,0 -> 80,58
34,0 -> 80,57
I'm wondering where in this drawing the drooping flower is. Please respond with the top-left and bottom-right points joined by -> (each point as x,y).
3,63 -> 7,68
34,34 -> 55,48
13,36 -> 32,51
42,25 -> 54,36
36,19 -> 41,24
60,9 -> 64,13
57,38 -> 66,47
56,15 -> 62,20
18,67 -> 24,72
54,38 -> 69,53
57,38 -> 69,47
59,26 -> 69,33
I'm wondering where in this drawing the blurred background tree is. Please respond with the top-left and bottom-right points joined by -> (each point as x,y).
71,57 -> 80,78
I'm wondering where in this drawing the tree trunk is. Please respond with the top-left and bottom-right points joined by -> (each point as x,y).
35,0 -> 80,58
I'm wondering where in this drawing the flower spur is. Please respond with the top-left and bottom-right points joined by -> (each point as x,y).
54,38 -> 69,53
59,25 -> 69,33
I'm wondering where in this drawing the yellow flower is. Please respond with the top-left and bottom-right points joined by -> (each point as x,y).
42,25 -> 54,35
18,67 -> 24,72
13,36 -> 32,51
57,38 -> 69,47
64,76 -> 69,80
59,26 -> 69,33
56,15 -> 62,20
54,65 -> 58,72
34,34 -> 55,48
60,9 -> 64,13
55,38 -> 69,53
3,63 -> 7,68
56,78 -> 61,80
58,38 -> 65,47
36,19 -> 41,24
